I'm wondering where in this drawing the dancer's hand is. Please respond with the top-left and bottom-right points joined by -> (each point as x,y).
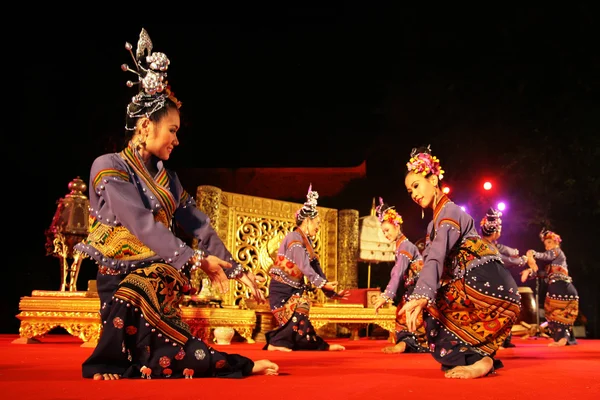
373,296 -> 387,314
237,269 -> 266,304
200,255 -> 231,294
526,249 -> 535,258
526,255 -> 538,272
323,281 -> 339,291
520,269 -> 531,283
398,298 -> 428,332
333,289 -> 351,301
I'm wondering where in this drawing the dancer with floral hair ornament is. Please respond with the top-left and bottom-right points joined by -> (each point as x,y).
372,198 -> 430,354
76,28 -> 278,380
263,184 -> 350,352
522,229 -> 579,346
398,146 -> 521,379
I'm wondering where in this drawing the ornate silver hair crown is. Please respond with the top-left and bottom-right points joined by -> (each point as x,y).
122,28 -> 176,131
296,184 -> 319,222
480,208 -> 502,235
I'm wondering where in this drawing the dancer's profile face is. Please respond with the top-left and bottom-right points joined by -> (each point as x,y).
381,221 -> 400,242
405,172 -> 438,209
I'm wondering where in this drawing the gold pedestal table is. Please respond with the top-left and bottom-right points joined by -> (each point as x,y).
13,290 -> 101,347
310,304 -> 396,341
179,304 -> 257,344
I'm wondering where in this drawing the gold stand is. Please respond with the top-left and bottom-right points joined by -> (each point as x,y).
179,305 -> 257,344
13,290 -> 101,347
310,304 -> 395,341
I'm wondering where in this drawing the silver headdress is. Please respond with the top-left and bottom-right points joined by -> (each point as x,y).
296,184 -> 319,222
122,28 -> 180,131
480,207 -> 502,236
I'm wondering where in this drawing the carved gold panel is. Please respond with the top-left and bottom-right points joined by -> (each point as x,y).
196,186 -> 341,307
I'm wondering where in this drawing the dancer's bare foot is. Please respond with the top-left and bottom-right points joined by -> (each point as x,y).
93,373 -> 121,380
548,338 -> 568,347
328,344 -> 345,351
267,344 -> 292,352
444,357 -> 494,379
382,342 -> 407,354
252,359 -> 280,375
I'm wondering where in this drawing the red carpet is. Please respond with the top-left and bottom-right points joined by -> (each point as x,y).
0,334 -> 598,400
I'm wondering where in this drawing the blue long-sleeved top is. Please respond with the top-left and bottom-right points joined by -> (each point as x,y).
409,195 -> 502,303
486,241 -> 527,267
382,234 -> 423,301
532,247 -> 570,280
268,228 -> 336,298
74,141 -> 243,278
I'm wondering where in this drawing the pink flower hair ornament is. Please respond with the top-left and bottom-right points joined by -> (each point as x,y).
406,151 -> 445,180
540,229 -> 562,244
375,197 -> 403,227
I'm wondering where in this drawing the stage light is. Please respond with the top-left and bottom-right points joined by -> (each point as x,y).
460,206 -> 467,212
497,202 -> 506,211
442,186 -> 450,194
483,181 -> 492,191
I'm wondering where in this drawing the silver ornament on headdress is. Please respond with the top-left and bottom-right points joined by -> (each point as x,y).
296,184 -> 319,222
480,207 -> 502,235
375,197 -> 403,226
410,144 -> 432,158
375,197 -> 392,223
486,208 -> 503,220
121,28 -> 172,130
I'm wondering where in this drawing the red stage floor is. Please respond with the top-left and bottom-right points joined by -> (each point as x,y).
0,334 -> 598,400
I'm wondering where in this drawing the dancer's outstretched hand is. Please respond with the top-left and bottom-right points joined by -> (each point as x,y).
200,255 -> 231,294
237,269 -> 266,304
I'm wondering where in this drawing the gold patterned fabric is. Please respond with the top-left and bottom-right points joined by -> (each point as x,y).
428,277 -> 520,356
441,236 -> 499,285
545,295 -> 579,326
115,263 -> 191,346
544,279 -> 579,343
83,210 -> 170,261
271,293 -> 308,326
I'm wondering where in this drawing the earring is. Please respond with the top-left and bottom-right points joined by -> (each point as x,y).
421,208 -> 424,219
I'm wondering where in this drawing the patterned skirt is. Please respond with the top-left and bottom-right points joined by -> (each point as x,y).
425,260 -> 521,371
82,263 -> 254,379
544,277 -> 579,344
262,281 -> 329,351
